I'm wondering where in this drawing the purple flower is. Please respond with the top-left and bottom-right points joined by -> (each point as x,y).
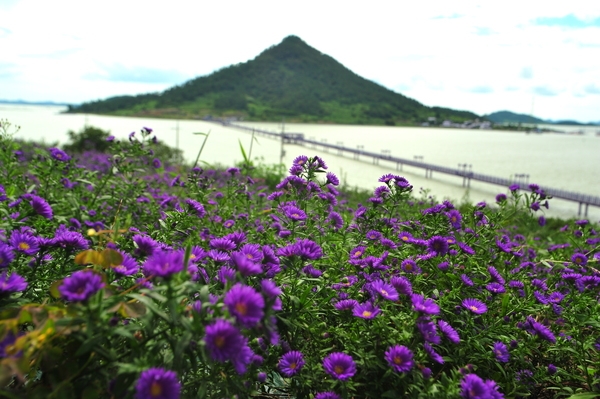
486,283 -> 506,294
204,319 -> 253,374
282,205 -> 307,222
134,367 -> 180,399
49,147 -> 71,162
133,235 -> 159,256
143,250 -> 184,278
0,271 -> 27,294
411,294 -> 440,315
495,193 -> 507,203
371,280 -> 399,301
28,195 -> 53,219
548,364 -> 557,375
10,230 -> 40,256
462,298 -> 487,314
401,259 -> 421,274
278,351 -> 305,376
438,320 -> 460,344
447,209 -> 462,229
314,392 -> 342,399
352,301 -> 381,319
322,352 -> 356,381
0,243 -> 15,268
384,345 -> 414,372
230,251 -> 262,276
460,374 -> 501,399
334,299 -> 358,311
326,172 -> 339,186
571,253 -> 588,266
493,342 -> 510,363
417,320 -> 441,344
427,236 -> 448,256
390,275 -> 413,295
277,239 -> 323,260
423,342 -> 444,364
526,317 -> 556,343
59,270 -> 105,302
224,283 -> 265,328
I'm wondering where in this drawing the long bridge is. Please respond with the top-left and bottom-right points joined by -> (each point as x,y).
215,121 -> 600,217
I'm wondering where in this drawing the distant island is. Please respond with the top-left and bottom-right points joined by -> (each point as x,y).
483,110 -> 599,127
0,99 -> 70,106
65,36 -> 480,126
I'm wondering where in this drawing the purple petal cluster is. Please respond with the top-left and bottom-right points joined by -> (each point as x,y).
134,367 -> 180,399
322,352 -> 356,381
59,270 -> 105,302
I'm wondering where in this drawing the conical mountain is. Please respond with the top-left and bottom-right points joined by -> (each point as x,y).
69,36 -> 478,125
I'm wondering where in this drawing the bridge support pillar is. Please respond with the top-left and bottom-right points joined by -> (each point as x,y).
396,162 -> 402,171
585,203 -> 589,217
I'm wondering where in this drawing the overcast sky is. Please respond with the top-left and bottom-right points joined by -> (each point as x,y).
2,0 -> 600,122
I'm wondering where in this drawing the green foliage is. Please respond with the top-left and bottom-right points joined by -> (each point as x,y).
68,36 -> 479,125
64,125 -> 113,153
1,122 -> 599,399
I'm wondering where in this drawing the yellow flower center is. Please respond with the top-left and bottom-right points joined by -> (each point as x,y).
215,336 -> 225,348
246,254 -> 253,259
235,302 -> 248,316
405,264 -> 413,271
380,289 -> 388,296
150,381 -> 162,397
353,251 -> 362,257
334,365 -> 345,375
18,242 -> 30,251
401,237 -> 409,241
393,356 -> 403,365
289,362 -> 297,370
362,311 -> 372,317
469,306 -> 478,312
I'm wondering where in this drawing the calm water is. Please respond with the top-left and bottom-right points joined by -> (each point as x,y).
2,104 -> 599,221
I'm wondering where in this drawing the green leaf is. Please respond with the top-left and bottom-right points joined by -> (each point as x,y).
128,293 -> 169,322
566,393 -> 600,399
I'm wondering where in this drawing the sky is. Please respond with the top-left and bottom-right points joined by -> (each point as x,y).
1,0 -> 600,122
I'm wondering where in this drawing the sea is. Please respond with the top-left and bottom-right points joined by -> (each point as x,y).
2,103 -> 599,222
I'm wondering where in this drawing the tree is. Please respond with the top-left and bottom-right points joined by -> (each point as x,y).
63,126 -> 112,153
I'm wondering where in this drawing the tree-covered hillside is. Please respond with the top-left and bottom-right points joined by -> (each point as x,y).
68,36 -> 479,125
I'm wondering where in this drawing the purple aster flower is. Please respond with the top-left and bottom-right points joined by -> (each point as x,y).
224,283 -> 265,328
261,279 -> 282,298
390,276 -> 413,295
133,235 -> 159,256
401,259 -> 421,274
315,392 -> 342,399
438,320 -> 460,344
427,236 -> 449,256
495,193 -> 507,203
352,301 -> 381,319
334,299 -> 358,311
278,350 -> 305,376
384,345 -> 414,372
417,320 -> 441,344
10,230 -> 40,256
423,342 -> 444,364
460,374 -> 492,399
282,205 -> 307,222
526,317 -> 556,343
349,245 -> 366,260
398,231 -> 414,244
113,251 -> 140,276
143,250 -> 184,278
462,298 -> 487,314
229,251 -> 262,276
366,230 -> 382,240
486,283 -> 506,294
59,270 -> 105,302
322,352 -> 356,381
285,239 -> 323,260
0,243 -> 15,268
548,364 -> 557,375
571,253 -> 588,266
28,195 -> 53,219
0,271 -> 27,294
371,280 -> 399,301
49,147 -> 71,162
487,266 -> 505,284
204,319 -> 253,374
210,238 -> 237,251
134,367 -> 180,399
216,266 -> 236,284
548,292 -> 565,304
447,209 -> 462,229
326,172 -> 339,186
493,341 -> 510,363
411,294 -> 440,315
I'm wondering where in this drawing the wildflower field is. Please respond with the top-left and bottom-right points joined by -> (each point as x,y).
0,120 -> 599,399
